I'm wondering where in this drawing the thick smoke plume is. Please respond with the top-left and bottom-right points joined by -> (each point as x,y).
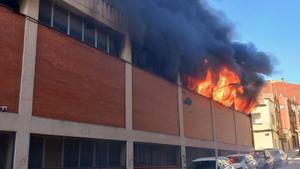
109,0 -> 275,100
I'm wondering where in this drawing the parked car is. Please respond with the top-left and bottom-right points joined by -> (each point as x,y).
189,157 -> 236,169
228,154 -> 258,169
265,149 -> 288,167
251,150 -> 275,169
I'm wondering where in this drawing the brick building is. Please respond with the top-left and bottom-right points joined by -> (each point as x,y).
251,80 -> 300,151
0,1 -> 253,169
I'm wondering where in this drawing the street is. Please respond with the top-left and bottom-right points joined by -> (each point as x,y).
280,156 -> 300,169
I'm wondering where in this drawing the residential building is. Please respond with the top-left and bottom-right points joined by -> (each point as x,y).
0,1 -> 253,169
278,94 -> 300,151
251,93 -> 282,150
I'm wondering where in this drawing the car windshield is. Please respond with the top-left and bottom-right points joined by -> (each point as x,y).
190,161 -> 216,169
228,156 -> 244,163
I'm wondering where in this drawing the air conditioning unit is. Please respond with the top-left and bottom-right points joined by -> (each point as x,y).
0,106 -> 8,112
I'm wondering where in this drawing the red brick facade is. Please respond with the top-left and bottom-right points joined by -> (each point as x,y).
213,102 -> 236,144
263,81 -> 300,104
132,67 -> 180,136
183,89 -> 213,140
33,25 -> 126,127
0,7 -> 24,113
235,113 -> 253,146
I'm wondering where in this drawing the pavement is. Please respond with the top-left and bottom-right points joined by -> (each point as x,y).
279,149 -> 300,169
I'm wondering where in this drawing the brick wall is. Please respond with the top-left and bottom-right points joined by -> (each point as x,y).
183,89 -> 213,140
0,7 -> 24,113
132,67 -> 179,135
33,25 -> 125,127
235,113 -> 252,146
213,102 -> 236,144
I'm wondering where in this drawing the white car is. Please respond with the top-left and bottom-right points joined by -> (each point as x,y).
227,154 -> 258,169
190,157 -> 236,169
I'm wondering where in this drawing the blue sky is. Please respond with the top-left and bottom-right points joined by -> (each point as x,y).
207,0 -> 300,84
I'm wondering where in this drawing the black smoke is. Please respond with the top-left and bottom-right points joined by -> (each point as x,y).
108,0 -> 275,97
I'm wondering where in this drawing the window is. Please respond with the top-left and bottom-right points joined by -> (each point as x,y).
0,133 -> 14,169
70,13 -> 83,40
97,29 -> 108,51
28,137 -> 44,169
0,0 -> 20,10
134,144 -> 152,166
95,140 -> 125,168
29,136 -> 125,169
84,19 -> 96,46
44,138 -> 63,168
53,5 -> 68,33
80,140 -> 95,168
64,139 -> 80,168
38,0 -> 51,25
252,113 -> 262,124
37,0 -> 122,57
134,143 -> 181,167
109,142 -> 123,167
109,35 -> 121,56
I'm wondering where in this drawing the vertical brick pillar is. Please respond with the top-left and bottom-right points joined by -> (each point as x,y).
14,1 -> 39,169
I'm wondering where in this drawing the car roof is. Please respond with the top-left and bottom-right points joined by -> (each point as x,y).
192,157 -> 216,162
192,157 -> 228,162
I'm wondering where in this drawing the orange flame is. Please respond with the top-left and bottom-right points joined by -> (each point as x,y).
186,67 -> 256,114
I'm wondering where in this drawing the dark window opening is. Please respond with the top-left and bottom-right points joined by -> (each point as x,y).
109,35 -> 123,57
28,135 -> 126,169
0,133 -> 15,169
44,138 -> 63,168
80,140 -> 95,168
0,0 -> 20,11
53,5 -> 68,33
95,141 -> 109,167
64,139 -> 80,168
97,29 -> 108,52
38,0 -> 51,25
70,13 -> 82,40
28,137 -> 44,169
134,143 -> 181,167
84,19 -> 95,46
218,149 -> 238,156
109,142 -> 123,167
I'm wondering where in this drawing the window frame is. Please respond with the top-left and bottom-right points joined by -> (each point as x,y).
38,0 -> 122,57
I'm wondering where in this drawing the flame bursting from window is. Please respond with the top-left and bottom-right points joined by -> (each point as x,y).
186,67 -> 256,114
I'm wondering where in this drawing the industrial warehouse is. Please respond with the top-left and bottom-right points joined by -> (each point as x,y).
0,0 -> 254,169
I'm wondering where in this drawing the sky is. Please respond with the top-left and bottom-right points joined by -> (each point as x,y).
207,0 -> 300,84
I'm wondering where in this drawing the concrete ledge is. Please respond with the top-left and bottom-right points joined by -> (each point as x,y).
0,112 -> 252,152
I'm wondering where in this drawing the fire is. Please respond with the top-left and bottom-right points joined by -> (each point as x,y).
186,67 -> 256,114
